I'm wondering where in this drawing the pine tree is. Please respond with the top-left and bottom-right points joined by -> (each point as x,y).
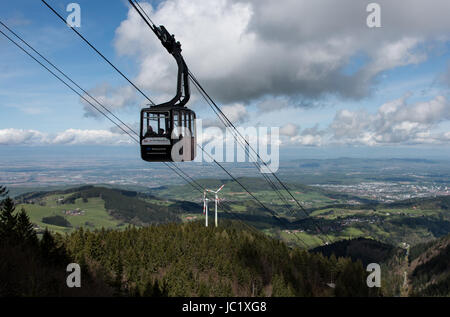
334,260 -> 369,297
0,196 -> 18,242
41,228 -> 55,249
40,228 -> 59,264
16,208 -> 38,246
112,255 -> 124,296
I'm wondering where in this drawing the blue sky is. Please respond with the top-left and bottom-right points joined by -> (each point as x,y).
0,0 -> 449,156
1,0 -> 142,132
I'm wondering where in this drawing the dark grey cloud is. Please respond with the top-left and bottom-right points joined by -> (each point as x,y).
114,0 -> 450,108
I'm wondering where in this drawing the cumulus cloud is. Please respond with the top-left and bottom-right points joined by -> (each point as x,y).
52,129 -> 132,145
280,123 -> 299,137
0,129 -> 47,145
330,95 -> 450,145
80,83 -> 138,117
288,124 -> 326,146
201,102 -> 249,128
291,134 -> 324,147
113,0 -> 450,107
221,103 -> 248,124
274,95 -> 450,147
197,95 -> 450,148
0,128 -> 133,145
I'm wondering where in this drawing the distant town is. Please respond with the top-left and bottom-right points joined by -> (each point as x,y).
312,182 -> 449,202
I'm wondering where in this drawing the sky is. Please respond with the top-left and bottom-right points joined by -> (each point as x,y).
0,0 -> 450,158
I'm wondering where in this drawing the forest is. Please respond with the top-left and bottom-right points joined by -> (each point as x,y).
1,185 -> 376,297
2,184 -> 449,297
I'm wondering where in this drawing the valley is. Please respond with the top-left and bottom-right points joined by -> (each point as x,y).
14,177 -> 450,250
3,156 -> 450,296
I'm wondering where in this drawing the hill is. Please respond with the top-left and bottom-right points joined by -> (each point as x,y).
4,182 -> 450,296
62,220 -> 377,297
14,179 -> 380,240
310,238 -> 397,266
2,184 -> 378,297
384,195 -> 450,210
408,233 -> 450,296
15,186 -> 182,233
310,195 -> 450,212
149,177 -> 375,207
306,194 -> 450,248
14,183 -> 450,250
58,186 -> 180,225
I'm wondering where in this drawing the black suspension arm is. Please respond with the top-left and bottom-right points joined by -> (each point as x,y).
128,0 -> 190,108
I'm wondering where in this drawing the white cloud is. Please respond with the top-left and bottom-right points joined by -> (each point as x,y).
201,94 -> 450,148
330,95 -> 450,145
289,124 -> 325,146
0,128 -> 47,145
0,128 -> 133,145
200,102 -> 248,128
221,103 -> 248,124
291,134 -> 323,147
80,83 -> 137,117
52,129 -> 132,145
113,0 -> 450,106
274,94 -> 450,147
280,123 -> 299,137
366,37 -> 426,76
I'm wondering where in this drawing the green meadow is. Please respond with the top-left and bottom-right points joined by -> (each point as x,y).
17,194 -> 122,234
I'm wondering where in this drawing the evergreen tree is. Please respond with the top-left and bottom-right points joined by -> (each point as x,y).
334,260 -> 369,297
112,255 -> 124,296
0,196 -> 18,242
16,208 -> 38,246
40,228 -> 68,265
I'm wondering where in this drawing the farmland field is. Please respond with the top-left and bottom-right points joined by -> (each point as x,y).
17,194 -> 122,234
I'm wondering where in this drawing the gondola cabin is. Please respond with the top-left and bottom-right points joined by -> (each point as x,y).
140,106 -> 196,162
136,22 -> 195,162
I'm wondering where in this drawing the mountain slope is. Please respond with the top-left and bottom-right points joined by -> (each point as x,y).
311,238 -> 397,266
16,186 -> 181,232
63,220 -> 377,297
408,234 -> 450,296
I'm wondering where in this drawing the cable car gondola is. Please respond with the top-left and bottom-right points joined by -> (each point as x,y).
140,25 -> 196,162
